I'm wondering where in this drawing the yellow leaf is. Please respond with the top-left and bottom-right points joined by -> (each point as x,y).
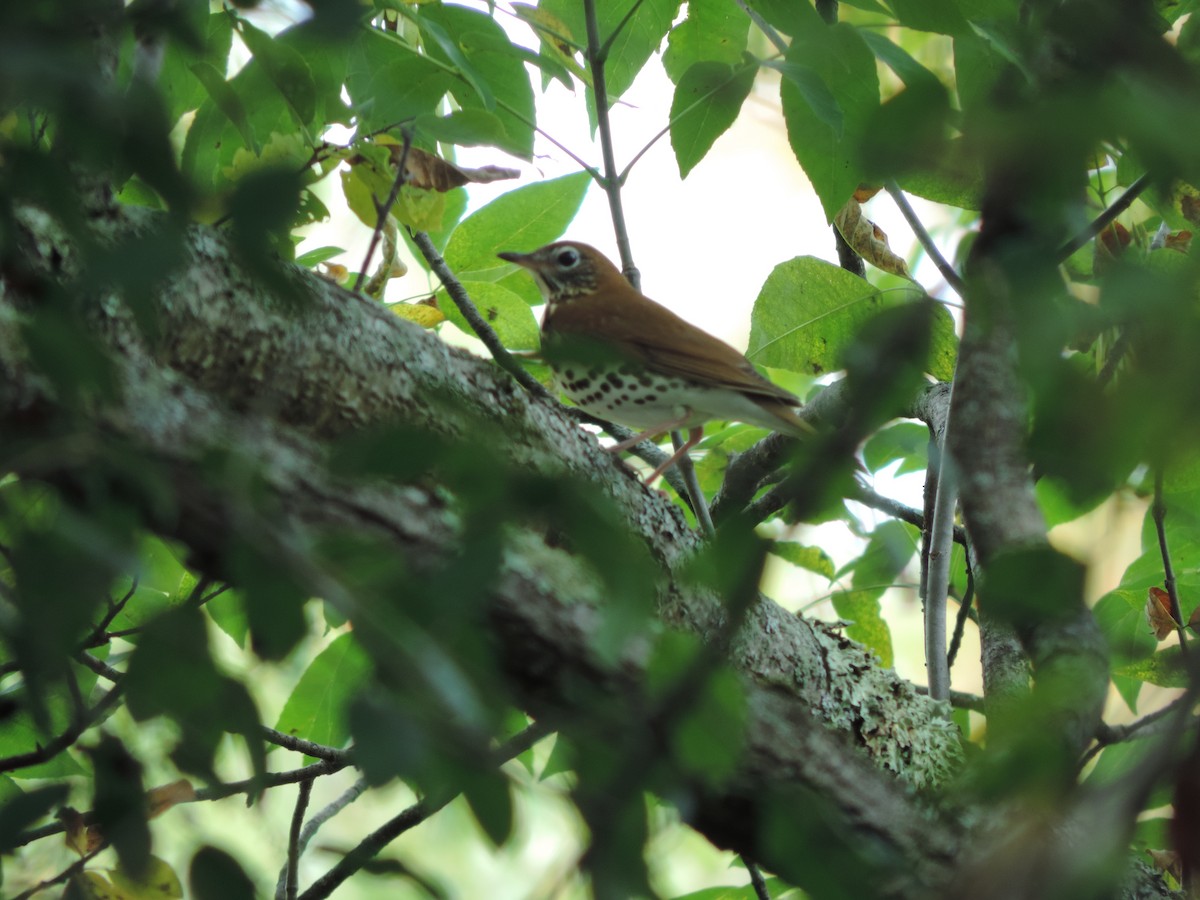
392,300 -> 445,328
107,856 -> 184,900
71,872 -> 119,900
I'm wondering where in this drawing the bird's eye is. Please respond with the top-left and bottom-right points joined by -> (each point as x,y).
556,247 -> 580,268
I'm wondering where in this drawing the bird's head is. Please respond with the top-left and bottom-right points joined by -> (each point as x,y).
498,241 -> 620,303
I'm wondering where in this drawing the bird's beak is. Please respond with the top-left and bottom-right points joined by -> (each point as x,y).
497,250 -> 533,268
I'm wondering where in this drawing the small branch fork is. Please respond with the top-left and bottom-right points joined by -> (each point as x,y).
352,129 -> 413,296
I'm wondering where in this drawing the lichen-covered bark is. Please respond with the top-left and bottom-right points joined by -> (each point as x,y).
0,202 -> 1170,899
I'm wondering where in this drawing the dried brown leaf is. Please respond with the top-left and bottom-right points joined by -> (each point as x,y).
834,199 -> 910,277
146,779 -> 195,820
389,145 -> 519,193
1147,586 -> 1178,640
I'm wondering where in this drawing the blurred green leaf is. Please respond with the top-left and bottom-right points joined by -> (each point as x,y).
861,422 -> 929,475
770,542 -> 836,580
275,633 -> 371,752
89,735 -> 150,879
189,846 -> 256,900
236,18 -> 316,125
0,784 -> 69,853
461,770 -> 513,846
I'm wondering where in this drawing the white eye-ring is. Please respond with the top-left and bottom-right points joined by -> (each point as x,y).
555,247 -> 580,268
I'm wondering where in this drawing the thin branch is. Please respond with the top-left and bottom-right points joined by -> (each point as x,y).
297,720 -> 552,900
853,483 -> 969,545
924,446 -> 957,701
916,685 -> 984,713
410,230 -> 554,401
0,684 -> 124,774
672,430 -> 715,536
583,0 -> 637,287
946,564 -> 975,670
1153,467 -> 1188,656
1057,173 -> 1152,262
1084,695 -> 1195,765
884,182 -> 967,298
263,727 -> 352,764
746,857 -> 772,900
10,845 -> 106,900
281,777 -> 369,887
284,777 -> 314,900
352,129 -> 413,296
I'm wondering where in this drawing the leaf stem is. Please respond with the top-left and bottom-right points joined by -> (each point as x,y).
352,129 -> 413,296
884,181 -> 967,298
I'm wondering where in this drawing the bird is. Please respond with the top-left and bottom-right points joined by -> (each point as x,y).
497,241 -> 812,483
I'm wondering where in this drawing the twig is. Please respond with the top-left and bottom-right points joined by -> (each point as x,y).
297,720 -> 552,900
1153,468 -> 1188,656
915,685 -> 984,712
263,727 -> 352,763
583,0 -> 714,521
852,483 -> 969,545
924,444 -> 957,701
0,684 -> 124,773
946,564 -> 975,669
1057,173 -> 1152,262
410,230 -> 553,400
352,129 -> 413,295
583,0 -> 637,288
284,777 -> 314,900
746,857 -> 772,899
10,846 -> 105,900
1081,695 -> 1194,766
672,431 -> 715,535
884,182 -> 967,298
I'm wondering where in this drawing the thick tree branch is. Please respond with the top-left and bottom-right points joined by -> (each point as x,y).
0,202 -> 965,893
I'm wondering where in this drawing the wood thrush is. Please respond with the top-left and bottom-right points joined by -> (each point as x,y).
497,241 -> 812,483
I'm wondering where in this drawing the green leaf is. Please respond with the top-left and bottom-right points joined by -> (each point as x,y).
295,245 -> 347,268
344,31 -> 454,134
275,633 -> 371,752
108,856 -> 184,900
90,734 -> 151,879
670,668 -> 747,785
770,541 -> 836,579
403,9 -> 495,110
414,110 -> 510,148
746,256 -> 886,377
187,62 -> 259,158
0,784 -> 69,853
862,421 -> 929,474
662,0 -> 750,83
236,18 -> 316,125
1114,648 -> 1188,688
670,58 -> 758,178
594,0 -> 681,102
444,172 -> 591,280
889,0 -> 970,34
418,4 -> 536,158
779,23 -> 879,221
461,770 -> 513,846
439,281 -> 540,350
189,846 -> 256,900
858,30 -> 945,92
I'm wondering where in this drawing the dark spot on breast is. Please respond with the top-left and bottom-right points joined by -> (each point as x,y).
601,382 -> 613,393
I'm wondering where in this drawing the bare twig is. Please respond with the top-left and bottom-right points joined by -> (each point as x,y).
1153,468 -> 1188,656
946,565 -> 975,670
0,684 -> 124,773
352,130 -> 413,295
410,230 -> 553,400
884,182 -> 967,298
1057,173 -> 1152,262
284,777 -> 314,900
746,857 -> 772,899
10,846 -> 105,900
297,720 -> 552,900
263,727 -> 352,764
924,443 -> 957,701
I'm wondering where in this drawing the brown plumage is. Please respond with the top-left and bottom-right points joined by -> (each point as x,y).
498,241 -> 810,481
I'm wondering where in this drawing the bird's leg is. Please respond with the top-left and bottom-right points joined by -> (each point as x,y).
605,412 -> 693,454
643,425 -> 704,485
